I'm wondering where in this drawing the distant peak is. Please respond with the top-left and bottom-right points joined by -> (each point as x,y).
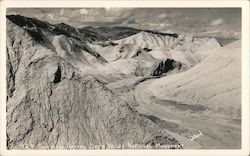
143,29 -> 178,38
6,14 -> 52,29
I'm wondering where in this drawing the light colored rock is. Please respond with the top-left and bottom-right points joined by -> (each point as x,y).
6,16 -> 180,149
147,40 -> 241,118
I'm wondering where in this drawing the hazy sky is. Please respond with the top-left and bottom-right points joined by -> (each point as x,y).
7,8 -> 241,39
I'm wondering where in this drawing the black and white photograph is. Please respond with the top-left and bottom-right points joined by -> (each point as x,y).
0,0 -> 249,155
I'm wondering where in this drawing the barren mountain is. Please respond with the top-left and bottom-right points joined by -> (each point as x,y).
80,26 -> 178,42
6,13 -> 241,150
6,15 -> 181,149
90,27 -> 223,81
113,31 -> 177,49
80,26 -> 140,41
147,40 -> 241,118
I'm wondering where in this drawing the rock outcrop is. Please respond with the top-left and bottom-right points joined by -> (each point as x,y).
6,15 -> 181,149
150,59 -> 182,76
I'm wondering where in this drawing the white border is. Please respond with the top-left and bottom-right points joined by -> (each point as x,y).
0,1 -> 249,156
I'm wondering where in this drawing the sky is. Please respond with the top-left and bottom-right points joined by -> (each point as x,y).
7,8 -> 241,39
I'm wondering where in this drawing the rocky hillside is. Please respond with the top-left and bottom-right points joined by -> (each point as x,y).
113,31 -> 177,49
6,15 -> 182,149
6,15 -> 107,67
80,26 -> 140,41
147,40 -> 241,118
80,26 -> 178,41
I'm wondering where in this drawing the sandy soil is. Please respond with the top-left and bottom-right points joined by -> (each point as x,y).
134,79 -> 241,149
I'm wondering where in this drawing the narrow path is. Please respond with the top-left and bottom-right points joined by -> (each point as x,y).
134,79 -> 241,149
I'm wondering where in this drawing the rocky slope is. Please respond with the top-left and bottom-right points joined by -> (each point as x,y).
94,30 -> 220,64
88,43 -> 142,62
7,15 -> 185,78
6,15 -> 182,149
147,40 -> 241,118
80,26 -> 178,42
89,31 -> 222,78
80,26 -> 140,41
6,15 -> 107,69
113,31 -> 177,49
148,36 -> 221,67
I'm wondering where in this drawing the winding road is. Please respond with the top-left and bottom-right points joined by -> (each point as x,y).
134,79 -> 241,149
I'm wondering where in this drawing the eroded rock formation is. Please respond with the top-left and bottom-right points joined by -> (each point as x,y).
6,15 -> 180,149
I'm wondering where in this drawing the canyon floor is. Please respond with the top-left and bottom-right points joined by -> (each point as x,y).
106,77 -> 241,149
6,14 -> 241,149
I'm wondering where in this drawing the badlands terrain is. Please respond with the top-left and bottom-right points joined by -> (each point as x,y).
6,15 -> 241,149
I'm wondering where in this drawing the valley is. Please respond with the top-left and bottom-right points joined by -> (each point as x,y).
6,14 -> 241,149
106,74 -> 241,149
135,79 -> 241,149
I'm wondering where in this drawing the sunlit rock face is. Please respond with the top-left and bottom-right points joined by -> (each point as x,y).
6,15 -> 180,149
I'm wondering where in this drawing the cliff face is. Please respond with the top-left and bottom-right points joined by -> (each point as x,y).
6,15 -> 180,149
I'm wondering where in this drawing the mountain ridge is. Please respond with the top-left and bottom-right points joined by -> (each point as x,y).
7,14 -> 179,42
6,14 -> 181,150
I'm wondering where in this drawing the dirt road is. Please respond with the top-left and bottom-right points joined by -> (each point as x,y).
134,79 -> 241,149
